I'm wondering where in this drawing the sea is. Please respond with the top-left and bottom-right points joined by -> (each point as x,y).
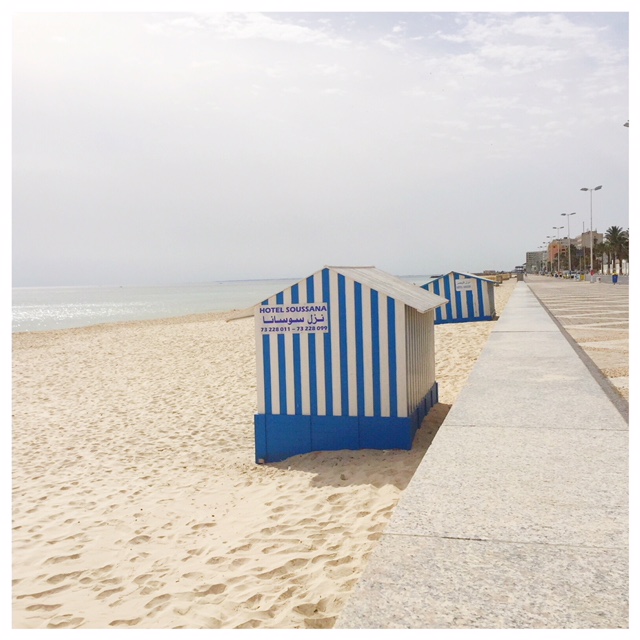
12,276 -> 430,334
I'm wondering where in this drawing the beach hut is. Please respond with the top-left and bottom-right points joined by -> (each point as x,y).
420,271 -> 497,324
230,266 -> 448,463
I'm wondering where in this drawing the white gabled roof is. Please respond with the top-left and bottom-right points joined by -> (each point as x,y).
328,266 -> 448,313
227,265 -> 448,321
423,270 -> 498,285
451,270 -> 498,283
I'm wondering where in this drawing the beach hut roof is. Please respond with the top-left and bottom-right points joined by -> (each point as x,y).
424,270 -> 498,285
227,265 -> 448,321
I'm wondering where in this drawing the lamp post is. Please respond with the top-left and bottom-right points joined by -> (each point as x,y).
553,226 -> 564,274
561,212 -> 576,274
580,185 -> 602,272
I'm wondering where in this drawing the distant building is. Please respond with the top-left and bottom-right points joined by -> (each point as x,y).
526,251 -> 546,273
575,230 -> 603,251
530,230 -> 603,273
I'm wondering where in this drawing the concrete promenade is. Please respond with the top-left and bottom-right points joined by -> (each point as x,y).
527,275 -> 629,407
336,279 -> 629,629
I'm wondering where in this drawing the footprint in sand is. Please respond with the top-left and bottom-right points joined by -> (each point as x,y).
44,554 -> 81,565
240,593 -> 263,609
257,558 -> 308,580
305,615 -> 336,629
97,586 -> 125,600
46,615 -> 84,629
109,618 -> 142,627
144,593 -> 171,610
46,571 -> 83,585
25,604 -> 62,612
92,564 -> 115,577
258,526 -> 280,535
234,619 -> 262,629
329,565 -> 356,579
230,557 -> 250,568
17,585 -> 71,599
228,543 -> 252,554
195,583 -> 226,596
311,553 -> 336,565
261,544 -> 280,554
181,571 -> 205,580
190,522 -> 216,530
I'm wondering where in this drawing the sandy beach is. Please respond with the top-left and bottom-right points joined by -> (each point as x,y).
12,278 -> 517,629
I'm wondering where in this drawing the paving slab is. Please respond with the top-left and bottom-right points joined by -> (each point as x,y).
336,282 -> 629,629
337,536 -> 629,629
443,333 -> 627,429
385,426 -> 628,547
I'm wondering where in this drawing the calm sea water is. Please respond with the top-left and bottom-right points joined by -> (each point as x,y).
12,280 -> 298,333
12,276 -> 431,333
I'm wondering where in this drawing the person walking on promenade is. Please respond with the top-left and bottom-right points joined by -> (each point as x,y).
612,271 -> 619,285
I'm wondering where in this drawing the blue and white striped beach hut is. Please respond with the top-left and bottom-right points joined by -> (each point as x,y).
231,266 -> 448,463
420,271 -> 496,324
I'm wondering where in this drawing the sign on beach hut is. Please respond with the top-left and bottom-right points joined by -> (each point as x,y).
230,266 -> 448,463
420,271 -> 497,324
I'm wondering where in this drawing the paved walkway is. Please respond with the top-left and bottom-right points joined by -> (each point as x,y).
336,280 -> 629,629
526,275 -> 629,405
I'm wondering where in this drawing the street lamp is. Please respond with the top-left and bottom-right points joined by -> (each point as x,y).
553,226 -> 564,274
561,212 -> 576,273
580,185 -> 602,272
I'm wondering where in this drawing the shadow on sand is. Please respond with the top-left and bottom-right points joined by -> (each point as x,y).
267,403 -> 451,490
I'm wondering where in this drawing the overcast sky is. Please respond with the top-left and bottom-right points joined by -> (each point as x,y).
10,3 -> 631,287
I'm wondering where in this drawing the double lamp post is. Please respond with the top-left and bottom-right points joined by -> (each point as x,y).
552,225 -> 564,273
548,186 -> 602,276
580,185 -> 602,272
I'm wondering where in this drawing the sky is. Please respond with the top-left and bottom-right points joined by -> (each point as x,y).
9,2 -> 632,287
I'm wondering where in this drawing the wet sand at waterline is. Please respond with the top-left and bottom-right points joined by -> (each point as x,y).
12,279 -> 516,629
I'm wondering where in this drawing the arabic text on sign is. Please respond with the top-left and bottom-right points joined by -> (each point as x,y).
257,303 -> 329,334
455,279 -> 474,291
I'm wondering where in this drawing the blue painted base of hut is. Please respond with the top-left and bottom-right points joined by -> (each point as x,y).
435,313 -> 496,325
254,383 -> 438,463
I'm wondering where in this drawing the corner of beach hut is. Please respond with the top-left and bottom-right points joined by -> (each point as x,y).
420,270 -> 497,325
232,265 -> 448,463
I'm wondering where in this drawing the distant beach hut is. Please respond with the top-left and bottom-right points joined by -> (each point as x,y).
420,271 -> 497,324
229,266 -> 448,463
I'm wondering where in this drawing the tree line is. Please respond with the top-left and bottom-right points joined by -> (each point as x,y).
592,226 -> 629,273
552,225 -> 629,273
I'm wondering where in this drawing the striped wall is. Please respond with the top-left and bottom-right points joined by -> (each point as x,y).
405,306 -> 436,416
255,268 -> 437,420
422,272 -> 496,324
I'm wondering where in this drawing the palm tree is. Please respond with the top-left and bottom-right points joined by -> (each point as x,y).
568,242 -> 578,271
619,228 -> 630,263
605,226 -> 629,273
